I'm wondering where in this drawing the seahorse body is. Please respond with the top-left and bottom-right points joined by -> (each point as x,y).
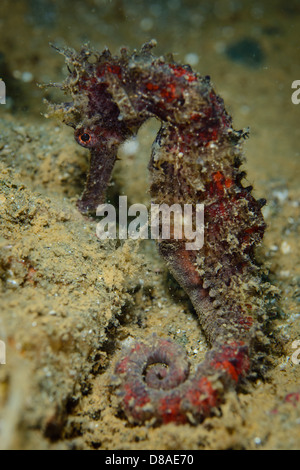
48,41 -> 269,425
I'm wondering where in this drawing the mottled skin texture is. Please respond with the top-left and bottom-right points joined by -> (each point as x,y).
47,41 -> 270,425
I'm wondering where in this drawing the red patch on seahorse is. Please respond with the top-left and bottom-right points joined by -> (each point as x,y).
158,395 -> 187,425
169,64 -> 197,82
185,377 -> 219,413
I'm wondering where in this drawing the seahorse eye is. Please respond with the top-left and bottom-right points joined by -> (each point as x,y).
80,133 -> 91,143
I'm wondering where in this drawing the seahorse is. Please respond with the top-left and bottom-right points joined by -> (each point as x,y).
46,40 -> 270,425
